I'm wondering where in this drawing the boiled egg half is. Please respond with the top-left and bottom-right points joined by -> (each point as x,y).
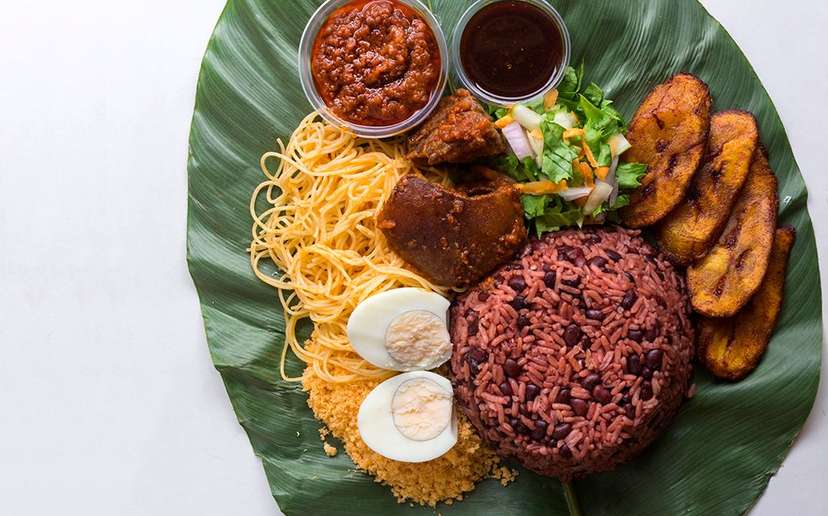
358,371 -> 457,462
347,288 -> 451,371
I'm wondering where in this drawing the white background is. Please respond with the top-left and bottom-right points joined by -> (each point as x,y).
0,1 -> 825,514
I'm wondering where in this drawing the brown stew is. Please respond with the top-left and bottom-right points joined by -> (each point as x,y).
459,0 -> 564,99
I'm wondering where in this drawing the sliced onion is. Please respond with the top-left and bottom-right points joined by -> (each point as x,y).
609,133 -> 631,157
511,104 -> 543,131
582,180 -> 614,215
502,122 -> 534,160
558,186 -> 593,201
552,110 -> 577,129
527,130 -> 544,167
607,155 -> 620,206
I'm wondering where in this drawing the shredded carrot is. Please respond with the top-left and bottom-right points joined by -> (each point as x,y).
516,180 -> 568,195
594,166 -> 610,180
543,89 -> 559,110
582,141 -> 599,168
572,158 -> 581,176
529,128 -> 543,141
580,162 -> 594,187
562,128 -> 585,141
494,115 -> 514,129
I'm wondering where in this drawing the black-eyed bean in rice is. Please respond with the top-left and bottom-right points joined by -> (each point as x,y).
449,228 -> 694,480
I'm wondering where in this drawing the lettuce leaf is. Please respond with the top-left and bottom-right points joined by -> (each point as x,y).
485,103 -> 509,119
527,98 -> 546,115
558,64 -> 583,101
611,193 -> 631,209
520,193 -> 584,236
522,157 -> 541,181
580,95 -> 621,136
583,82 -> 604,107
541,116 -> 565,145
616,162 -> 648,189
494,154 -> 549,182
600,99 -> 625,130
595,143 -> 612,167
532,196 -> 584,235
491,64 -> 641,236
579,94 -> 628,165
539,116 -> 579,182
591,193 -> 631,219
557,63 -> 584,111
606,194 -> 631,223
542,152 -> 576,182
521,195 -> 548,218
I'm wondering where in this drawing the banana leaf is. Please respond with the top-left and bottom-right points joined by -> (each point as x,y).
186,1 -> 822,514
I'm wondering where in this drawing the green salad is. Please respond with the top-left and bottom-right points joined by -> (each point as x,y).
489,65 -> 648,235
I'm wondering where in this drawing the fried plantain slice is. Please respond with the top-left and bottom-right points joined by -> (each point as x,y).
657,111 -> 759,263
688,150 -> 778,316
621,73 -> 711,228
697,227 -> 795,381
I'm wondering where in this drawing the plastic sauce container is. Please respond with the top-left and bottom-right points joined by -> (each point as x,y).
299,0 -> 449,139
452,0 -> 571,106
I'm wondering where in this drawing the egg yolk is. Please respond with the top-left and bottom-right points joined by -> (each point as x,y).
391,377 -> 452,441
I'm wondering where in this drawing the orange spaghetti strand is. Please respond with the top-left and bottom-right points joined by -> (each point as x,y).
249,112 -> 449,383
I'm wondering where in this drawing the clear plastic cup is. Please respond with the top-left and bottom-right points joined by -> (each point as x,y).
451,0 -> 571,107
298,0 -> 449,139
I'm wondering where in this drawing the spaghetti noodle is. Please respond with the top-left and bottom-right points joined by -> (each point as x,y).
250,113 -> 517,505
250,112 -> 448,383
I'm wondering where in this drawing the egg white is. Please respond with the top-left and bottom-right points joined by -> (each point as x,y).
357,371 -> 458,463
347,288 -> 450,371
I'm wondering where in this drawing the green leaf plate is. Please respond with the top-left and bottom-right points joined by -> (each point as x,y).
186,1 -> 822,514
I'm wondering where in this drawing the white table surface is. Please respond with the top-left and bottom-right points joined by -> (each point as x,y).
0,1 -> 825,514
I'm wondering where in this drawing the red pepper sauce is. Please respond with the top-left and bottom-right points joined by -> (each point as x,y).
311,0 -> 441,127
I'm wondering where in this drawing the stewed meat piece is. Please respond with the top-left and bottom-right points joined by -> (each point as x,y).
406,89 -> 506,165
377,173 -> 526,287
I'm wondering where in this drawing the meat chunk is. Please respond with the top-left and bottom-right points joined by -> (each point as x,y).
377,173 -> 526,287
406,89 -> 506,165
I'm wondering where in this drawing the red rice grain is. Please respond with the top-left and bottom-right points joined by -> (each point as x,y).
449,228 -> 694,480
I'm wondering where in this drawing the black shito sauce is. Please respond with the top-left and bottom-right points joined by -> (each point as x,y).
460,1 -> 564,98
